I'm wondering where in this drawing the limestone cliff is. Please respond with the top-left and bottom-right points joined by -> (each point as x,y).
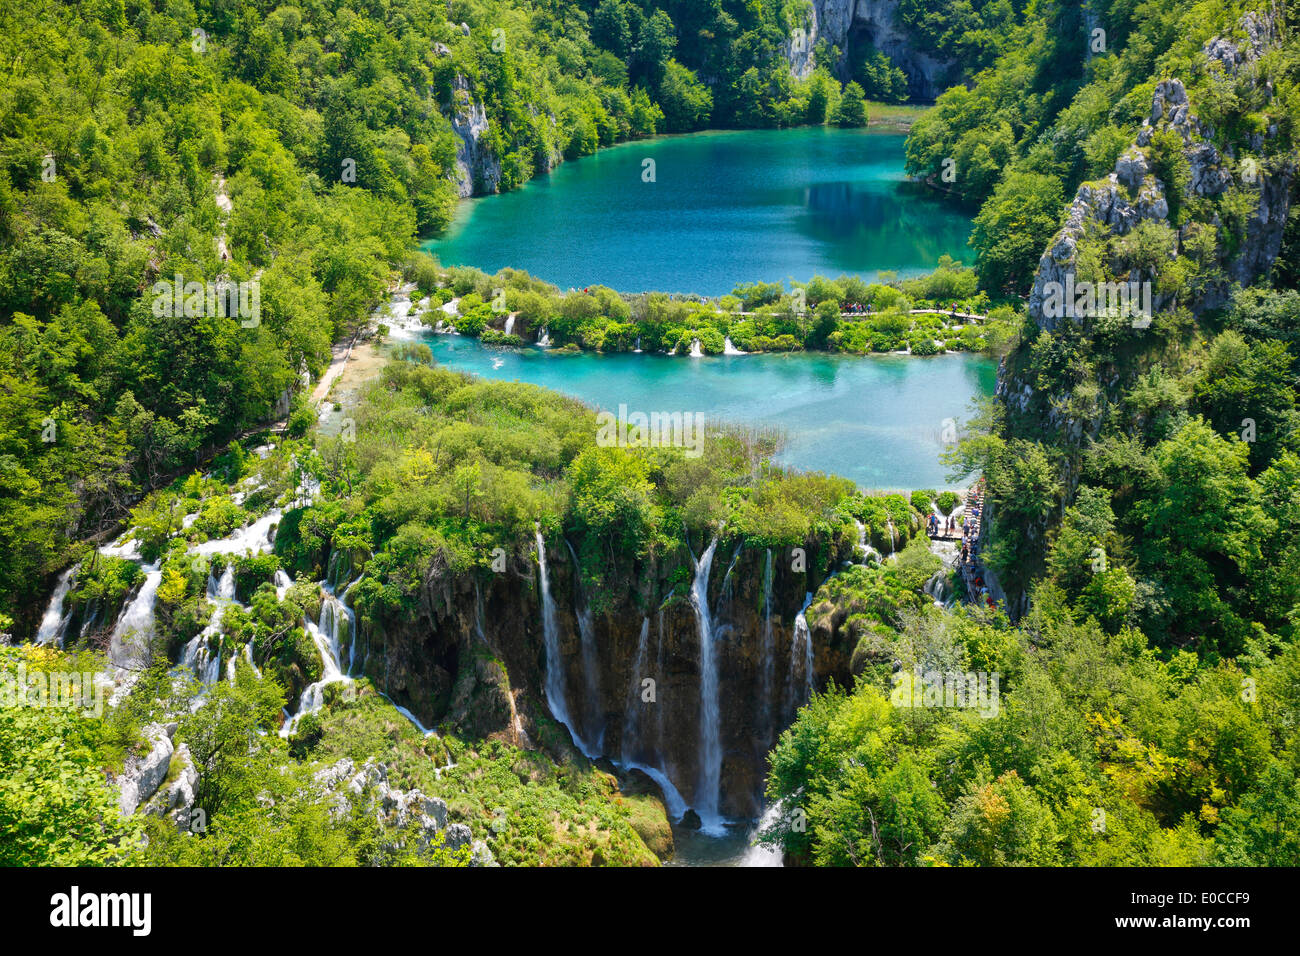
790,0 -> 958,101
345,536 -> 857,820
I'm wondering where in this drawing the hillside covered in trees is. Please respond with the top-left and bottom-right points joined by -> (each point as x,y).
3,0 -> 1300,872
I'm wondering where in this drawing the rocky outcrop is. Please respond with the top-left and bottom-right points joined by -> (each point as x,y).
353,535 -> 857,821
790,1 -> 957,100
995,12 -> 1296,615
117,722 -> 175,817
449,75 -> 502,198
1027,16 -> 1294,336
315,758 -> 497,865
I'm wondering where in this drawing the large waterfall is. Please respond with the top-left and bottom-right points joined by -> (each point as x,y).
690,537 -> 723,832
536,528 -> 593,756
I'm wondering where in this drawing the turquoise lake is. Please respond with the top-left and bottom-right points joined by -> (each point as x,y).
418,335 -> 996,491
424,128 -> 973,296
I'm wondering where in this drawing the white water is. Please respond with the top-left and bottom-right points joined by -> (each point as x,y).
35,567 -> 77,646
537,327 -> 551,348
690,537 -> 724,833
109,565 -> 162,669
723,336 -> 745,355
689,338 -> 703,358
785,591 -> 814,719
280,614 -> 347,737
536,528 -> 593,755
503,314 -> 516,336
739,802 -> 785,867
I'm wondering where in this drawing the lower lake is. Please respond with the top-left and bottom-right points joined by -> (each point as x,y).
418,334 -> 996,491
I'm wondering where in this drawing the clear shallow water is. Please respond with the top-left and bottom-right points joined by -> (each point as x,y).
424,128 -> 973,295
420,335 -> 995,491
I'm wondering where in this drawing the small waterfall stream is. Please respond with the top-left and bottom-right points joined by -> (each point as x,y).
784,591 -> 814,720
35,567 -> 77,646
109,565 -> 162,670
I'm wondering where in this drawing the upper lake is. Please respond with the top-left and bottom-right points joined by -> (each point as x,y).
424,127 -> 973,296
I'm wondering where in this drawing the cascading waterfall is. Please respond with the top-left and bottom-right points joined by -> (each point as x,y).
503,314 -> 516,336
739,801 -> 785,867
341,577 -> 362,675
689,338 -> 703,358
690,536 -> 724,832
634,336 -> 642,352
723,336 -> 745,355
536,528 -> 589,755
109,565 -> 162,670
537,327 -> 551,347
36,566 -> 77,646
784,591 -> 814,720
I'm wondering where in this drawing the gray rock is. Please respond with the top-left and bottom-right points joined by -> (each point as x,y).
118,722 -> 175,816
1115,148 -> 1148,190
444,823 -> 473,850
469,840 -> 498,867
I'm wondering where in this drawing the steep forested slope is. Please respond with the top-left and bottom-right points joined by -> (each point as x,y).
761,3 -> 1300,866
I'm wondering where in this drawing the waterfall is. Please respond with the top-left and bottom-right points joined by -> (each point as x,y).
739,802 -> 785,867
536,528 -> 589,754
784,591 -> 814,719
504,314 -> 516,336
690,536 -> 724,832
723,336 -> 745,355
758,549 -> 775,739
109,565 -> 162,670
274,569 -> 292,599
621,617 -> 651,761
280,612 -> 348,737
689,338 -> 703,358
634,336 -> 642,353
719,544 -> 743,602
924,569 -> 949,605
215,564 -> 236,601
36,567 -> 77,646
537,327 -> 551,347
342,577 -> 362,675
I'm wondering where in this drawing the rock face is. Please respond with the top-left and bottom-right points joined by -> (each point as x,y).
117,722 -> 176,817
996,12 -> 1295,614
353,537 -> 857,821
449,75 -> 502,198
790,0 -> 957,100
1027,11 -> 1293,337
